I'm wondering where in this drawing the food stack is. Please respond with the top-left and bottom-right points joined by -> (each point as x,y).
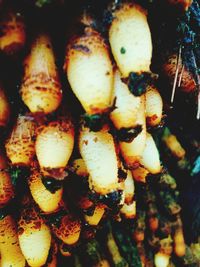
0,0 -> 199,266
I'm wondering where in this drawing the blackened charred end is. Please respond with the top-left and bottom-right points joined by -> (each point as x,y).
118,167 -> 127,180
117,125 -> 142,142
83,113 -> 105,132
41,176 -> 63,193
10,166 -> 30,186
147,114 -> 167,133
127,72 -> 158,96
47,209 -> 66,228
82,223 -> 97,239
100,190 -> 123,209
83,205 -> 96,216
2,42 -> 24,55
102,9 -> 114,28
71,44 -> 91,54
0,207 -> 8,220
88,190 -> 123,209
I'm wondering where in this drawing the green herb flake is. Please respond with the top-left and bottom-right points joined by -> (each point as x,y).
120,47 -> 126,54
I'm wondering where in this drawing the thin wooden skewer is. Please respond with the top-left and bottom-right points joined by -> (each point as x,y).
197,89 -> 200,120
178,64 -> 184,87
171,45 -> 182,103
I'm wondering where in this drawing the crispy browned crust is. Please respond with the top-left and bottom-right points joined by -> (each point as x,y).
36,115 -> 74,136
64,27 -> 110,71
112,2 -> 148,22
20,34 -> 62,114
51,214 -> 81,245
20,73 -> 62,114
18,201 -> 44,236
5,115 -> 36,166
21,72 -> 60,89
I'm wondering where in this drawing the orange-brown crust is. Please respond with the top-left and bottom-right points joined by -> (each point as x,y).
112,2 -> 147,20
5,115 -> 36,166
167,0 -> 193,11
18,203 -> 45,236
65,28 -> 110,71
0,10 -> 25,54
78,196 -> 94,210
21,72 -> 60,88
133,231 -> 145,242
21,73 -> 62,114
149,217 -> 159,232
0,150 -> 7,169
163,54 -> 196,93
36,115 -> 74,136
59,242 -> 72,257
0,170 -> 14,208
0,88 -> 10,127
51,214 -> 81,245
21,34 -> 62,114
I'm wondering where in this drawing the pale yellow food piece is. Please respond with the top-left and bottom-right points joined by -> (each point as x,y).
174,229 -> 186,257
95,260 -> 110,267
109,3 -> 152,77
0,215 -> 25,267
132,166 -> 149,183
140,133 -> 161,174
154,252 -> 170,267
66,28 -> 113,115
19,224 -> 51,267
119,97 -> 146,167
28,169 -> 63,213
120,201 -> 136,219
51,214 -> 81,245
85,203 -> 105,226
110,70 -> 142,129
107,231 -> 128,267
72,158 -> 89,177
18,206 -> 51,267
145,85 -> 163,127
5,115 -> 36,166
124,170 -> 135,204
79,126 -> 118,195
159,235 -> 173,256
36,118 -> 74,170
21,34 -> 62,114
162,134 -> 186,159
